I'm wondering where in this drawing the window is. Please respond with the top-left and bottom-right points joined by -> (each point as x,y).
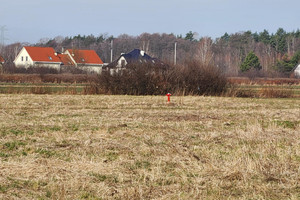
49,56 -> 52,60
81,58 -> 85,62
26,56 -> 28,61
21,56 -> 23,61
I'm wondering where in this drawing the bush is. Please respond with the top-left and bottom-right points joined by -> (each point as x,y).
169,61 -> 227,95
95,63 -> 170,95
89,61 -> 228,96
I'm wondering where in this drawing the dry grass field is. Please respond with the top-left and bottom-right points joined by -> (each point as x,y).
0,94 -> 299,199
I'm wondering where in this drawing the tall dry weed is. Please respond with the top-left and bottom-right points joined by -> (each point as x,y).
259,87 -> 294,98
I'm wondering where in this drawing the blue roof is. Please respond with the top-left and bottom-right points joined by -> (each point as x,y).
122,49 -> 153,62
107,48 -> 168,68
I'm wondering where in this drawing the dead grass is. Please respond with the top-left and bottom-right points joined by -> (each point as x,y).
0,95 -> 300,199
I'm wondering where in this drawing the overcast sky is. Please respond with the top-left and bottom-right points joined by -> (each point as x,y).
1,0 -> 299,44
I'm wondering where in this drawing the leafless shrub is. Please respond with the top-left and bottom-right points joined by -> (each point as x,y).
93,62 -> 170,95
169,61 -> 227,95
90,61 -> 228,96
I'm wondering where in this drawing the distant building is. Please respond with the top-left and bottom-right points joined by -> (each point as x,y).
293,64 -> 300,78
57,53 -> 75,66
13,46 -> 104,73
0,55 -> 5,65
107,49 -> 166,74
14,46 -> 62,70
64,49 -> 104,73
0,55 -> 4,73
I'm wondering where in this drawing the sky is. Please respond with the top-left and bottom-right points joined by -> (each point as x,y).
1,0 -> 299,44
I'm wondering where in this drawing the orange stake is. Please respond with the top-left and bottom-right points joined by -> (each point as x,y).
166,93 -> 171,102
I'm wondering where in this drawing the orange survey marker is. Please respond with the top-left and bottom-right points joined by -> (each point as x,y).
166,93 -> 171,102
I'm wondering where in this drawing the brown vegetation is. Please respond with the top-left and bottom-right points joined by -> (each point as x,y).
93,61 -> 227,96
0,95 -> 299,199
2,29 -> 300,78
228,77 -> 300,85
0,74 -> 96,84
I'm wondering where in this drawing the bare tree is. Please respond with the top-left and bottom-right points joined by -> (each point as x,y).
195,37 -> 214,65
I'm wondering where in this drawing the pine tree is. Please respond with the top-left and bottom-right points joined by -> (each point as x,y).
276,50 -> 300,72
185,31 -> 194,41
240,51 -> 262,72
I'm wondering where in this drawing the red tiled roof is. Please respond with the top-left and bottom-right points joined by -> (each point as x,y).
24,46 -> 62,63
67,49 -> 103,64
57,54 -> 74,66
0,55 -> 4,63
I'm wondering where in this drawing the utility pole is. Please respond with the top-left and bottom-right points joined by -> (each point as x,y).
110,39 -> 113,63
174,41 -> 177,65
0,26 -> 8,47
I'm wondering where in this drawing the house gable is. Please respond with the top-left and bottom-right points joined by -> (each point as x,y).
14,47 -> 34,67
294,64 -> 300,77
14,46 -> 62,68
64,49 -> 103,66
24,46 -> 61,63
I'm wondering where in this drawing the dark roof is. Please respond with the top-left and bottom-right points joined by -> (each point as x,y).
107,49 -> 167,68
123,49 -> 152,62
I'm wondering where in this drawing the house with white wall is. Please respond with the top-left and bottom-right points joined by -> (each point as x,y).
13,47 -> 104,73
64,49 -> 104,73
14,46 -> 62,70
293,64 -> 300,78
106,49 -> 167,74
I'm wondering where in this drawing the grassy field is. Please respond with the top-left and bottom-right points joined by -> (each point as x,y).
0,94 -> 300,199
1,82 -> 300,98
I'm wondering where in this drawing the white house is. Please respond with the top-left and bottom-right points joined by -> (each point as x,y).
14,46 -> 62,70
294,64 -> 300,78
106,49 -> 166,74
13,47 -> 104,73
64,49 -> 104,73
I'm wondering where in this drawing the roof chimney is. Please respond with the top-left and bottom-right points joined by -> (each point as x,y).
140,50 -> 145,56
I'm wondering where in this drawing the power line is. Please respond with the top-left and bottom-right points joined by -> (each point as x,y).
0,26 -> 9,46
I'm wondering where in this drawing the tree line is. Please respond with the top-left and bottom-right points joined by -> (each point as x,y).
1,28 -> 300,77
